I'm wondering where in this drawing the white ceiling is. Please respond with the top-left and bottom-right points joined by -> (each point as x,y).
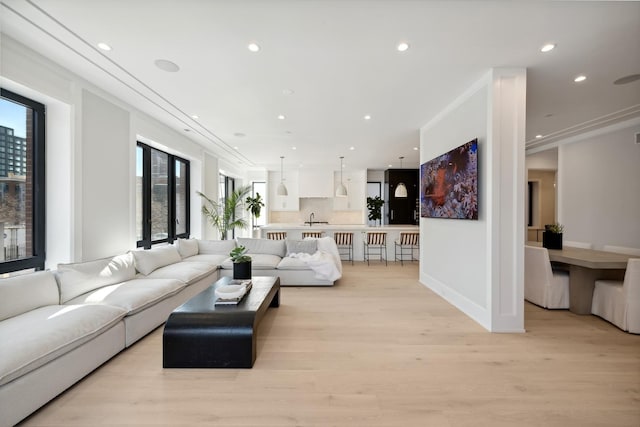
1,0 -> 639,172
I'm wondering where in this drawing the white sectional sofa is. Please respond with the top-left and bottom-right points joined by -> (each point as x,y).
0,237 -> 340,426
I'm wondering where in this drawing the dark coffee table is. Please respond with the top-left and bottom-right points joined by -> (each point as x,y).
162,276 -> 280,368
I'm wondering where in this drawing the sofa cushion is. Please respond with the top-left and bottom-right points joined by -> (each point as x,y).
0,304 -> 126,386
197,239 -> 236,255
277,257 -> 313,271
175,238 -> 199,258
65,278 -> 185,315
182,254 -> 228,266
56,253 -> 137,303
286,239 -> 318,256
131,245 -> 182,276
141,261 -> 215,284
0,271 -> 60,321
237,238 -> 286,257
221,254 -> 282,270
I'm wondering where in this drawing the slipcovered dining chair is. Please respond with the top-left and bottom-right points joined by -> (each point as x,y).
591,258 -> 640,334
524,245 -> 570,309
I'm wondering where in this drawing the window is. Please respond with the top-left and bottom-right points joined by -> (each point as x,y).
136,142 -> 190,248
251,181 -> 266,229
0,89 -> 46,274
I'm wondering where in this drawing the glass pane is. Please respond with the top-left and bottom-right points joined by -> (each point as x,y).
136,146 -> 144,241
175,159 -> 187,235
0,97 -> 31,261
151,149 -> 168,241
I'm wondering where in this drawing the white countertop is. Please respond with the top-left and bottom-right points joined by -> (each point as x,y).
261,223 -> 419,230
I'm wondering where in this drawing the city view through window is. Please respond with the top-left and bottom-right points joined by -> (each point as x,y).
0,97 -> 31,262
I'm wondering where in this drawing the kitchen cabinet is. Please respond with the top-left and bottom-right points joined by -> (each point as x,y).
333,169 -> 366,211
298,170 -> 334,198
384,169 -> 419,225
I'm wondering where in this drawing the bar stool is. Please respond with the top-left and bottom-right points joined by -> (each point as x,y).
266,231 -> 287,240
302,231 -> 324,239
363,232 -> 387,266
333,232 -> 354,265
394,232 -> 420,265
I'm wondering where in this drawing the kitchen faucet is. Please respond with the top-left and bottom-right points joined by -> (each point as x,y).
309,212 -> 315,226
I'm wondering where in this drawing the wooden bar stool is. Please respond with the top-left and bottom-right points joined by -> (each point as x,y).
302,231 -> 324,239
266,231 -> 287,240
333,232 -> 354,265
363,232 -> 387,266
394,232 -> 420,265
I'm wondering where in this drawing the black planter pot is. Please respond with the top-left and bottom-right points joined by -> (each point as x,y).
233,261 -> 252,280
542,232 -> 563,250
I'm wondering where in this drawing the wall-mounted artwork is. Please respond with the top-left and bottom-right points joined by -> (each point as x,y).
420,138 -> 478,220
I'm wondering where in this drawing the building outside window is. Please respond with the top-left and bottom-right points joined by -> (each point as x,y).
136,142 -> 190,248
0,89 -> 45,274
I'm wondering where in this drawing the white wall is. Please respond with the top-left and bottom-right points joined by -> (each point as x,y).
420,69 -> 526,332
1,35 -> 225,263
526,148 -> 558,170
558,120 -> 640,250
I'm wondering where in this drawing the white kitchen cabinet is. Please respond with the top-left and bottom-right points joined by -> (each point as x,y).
333,169 -> 366,211
298,169 -> 334,198
268,170 -> 299,211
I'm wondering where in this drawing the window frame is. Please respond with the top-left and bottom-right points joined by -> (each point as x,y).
136,142 -> 190,248
0,88 -> 46,274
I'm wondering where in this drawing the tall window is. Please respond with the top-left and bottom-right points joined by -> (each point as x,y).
219,174 -> 237,239
0,89 -> 45,274
251,181 -> 266,229
136,142 -> 190,248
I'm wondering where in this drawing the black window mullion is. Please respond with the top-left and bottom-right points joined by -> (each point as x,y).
167,156 -> 176,243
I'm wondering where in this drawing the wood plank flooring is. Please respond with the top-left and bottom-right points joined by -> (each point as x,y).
20,262 -> 640,426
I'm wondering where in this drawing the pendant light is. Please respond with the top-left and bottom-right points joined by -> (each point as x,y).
394,156 -> 408,198
335,156 -> 348,197
277,156 -> 288,196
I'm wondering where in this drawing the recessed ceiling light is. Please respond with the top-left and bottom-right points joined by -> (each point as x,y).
397,42 -> 410,52
183,129 -> 190,132
349,146 -> 355,150
364,115 -> 371,120
234,132 -> 246,137
291,146 -> 296,150
154,59 -> 180,72
277,114 -> 286,120
191,114 -> 199,120
574,75 -> 587,83
540,43 -> 556,53
248,43 -> 260,52
97,42 -> 112,51
413,147 -> 418,151
536,134 -> 543,139
234,146 -> 239,150
285,130 -> 292,134
283,89 -> 294,95
544,113 -> 554,118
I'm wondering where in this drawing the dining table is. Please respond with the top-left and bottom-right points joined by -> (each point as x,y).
527,243 -> 636,314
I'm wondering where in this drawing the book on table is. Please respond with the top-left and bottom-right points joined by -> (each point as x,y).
215,280 -> 252,305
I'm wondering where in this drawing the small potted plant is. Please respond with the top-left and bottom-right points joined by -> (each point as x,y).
542,223 -> 564,250
230,245 -> 252,279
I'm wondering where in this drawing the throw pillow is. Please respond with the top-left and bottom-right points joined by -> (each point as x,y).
131,245 -> 182,276
285,239 -> 318,256
176,238 -> 199,258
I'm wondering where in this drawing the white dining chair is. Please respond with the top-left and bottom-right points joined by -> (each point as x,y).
524,245 -> 570,309
602,245 -> 640,257
591,258 -> 640,334
564,241 -> 593,249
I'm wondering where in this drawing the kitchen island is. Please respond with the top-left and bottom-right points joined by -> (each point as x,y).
260,223 -> 419,262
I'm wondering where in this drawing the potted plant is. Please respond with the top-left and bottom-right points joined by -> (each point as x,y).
367,196 -> 385,226
230,245 -> 252,280
197,185 -> 251,240
245,192 -> 265,233
543,223 -> 564,250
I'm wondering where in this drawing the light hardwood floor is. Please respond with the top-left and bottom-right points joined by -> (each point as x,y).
20,262 -> 640,426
